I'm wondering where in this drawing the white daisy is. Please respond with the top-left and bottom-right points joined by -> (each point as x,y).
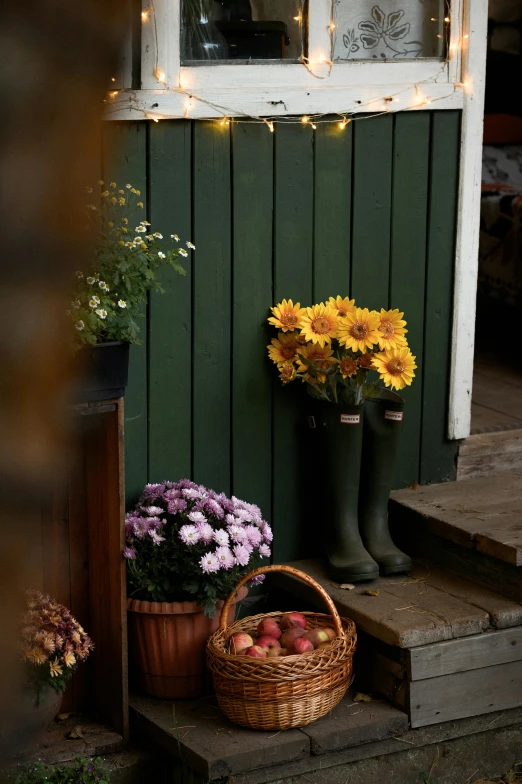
135,226 -> 146,233
158,251 -> 166,259
140,221 -> 151,226
118,300 -> 127,308
153,232 -> 163,239
95,308 -> 107,319
126,183 -> 132,189
75,320 -> 85,331
75,271 -> 84,278
89,298 -> 98,309
170,234 -> 179,242
87,276 -> 95,285
186,241 -> 195,249
179,248 -> 188,257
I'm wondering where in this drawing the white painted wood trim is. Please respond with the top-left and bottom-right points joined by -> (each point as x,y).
141,0 -> 180,89
447,0 -> 488,441
105,83 -> 464,121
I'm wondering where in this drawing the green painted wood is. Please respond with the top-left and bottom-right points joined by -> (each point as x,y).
351,115 -> 394,309
102,121 -> 148,504
272,123 -> 314,562
231,123 -> 273,518
421,111 -> 461,483
313,119 -> 353,302
148,120 -> 192,482
192,121 -> 232,493
390,112 -> 431,489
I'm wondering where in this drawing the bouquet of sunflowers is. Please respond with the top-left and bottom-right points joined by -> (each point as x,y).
267,296 -> 417,404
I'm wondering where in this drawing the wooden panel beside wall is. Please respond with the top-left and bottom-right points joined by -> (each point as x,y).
103,113 -> 461,562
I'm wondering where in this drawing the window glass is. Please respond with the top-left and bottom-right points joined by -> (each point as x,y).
333,1 -> 449,60
181,0 -> 306,63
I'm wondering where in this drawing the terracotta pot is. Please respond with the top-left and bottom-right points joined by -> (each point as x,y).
128,586 -> 248,699
1,686 -> 63,760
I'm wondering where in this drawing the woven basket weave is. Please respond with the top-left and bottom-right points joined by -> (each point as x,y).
207,564 -> 357,730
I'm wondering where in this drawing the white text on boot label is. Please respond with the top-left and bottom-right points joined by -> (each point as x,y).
340,414 -> 360,424
385,410 -> 403,421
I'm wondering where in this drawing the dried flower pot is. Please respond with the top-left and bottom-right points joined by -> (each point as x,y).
128,586 -> 248,699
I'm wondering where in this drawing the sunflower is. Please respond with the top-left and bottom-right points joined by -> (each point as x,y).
279,362 -> 297,385
337,308 -> 381,353
268,299 -> 305,332
296,344 -> 336,381
267,332 -> 300,366
300,303 -> 339,347
358,352 -> 374,369
337,355 -> 358,378
372,347 -> 417,391
328,295 -> 356,319
377,309 -> 408,350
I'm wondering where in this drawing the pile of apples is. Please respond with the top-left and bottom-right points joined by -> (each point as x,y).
227,612 -> 336,658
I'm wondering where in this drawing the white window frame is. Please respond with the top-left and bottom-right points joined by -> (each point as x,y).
107,0 -> 488,446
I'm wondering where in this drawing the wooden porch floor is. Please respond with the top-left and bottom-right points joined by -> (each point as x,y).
471,355 -> 522,434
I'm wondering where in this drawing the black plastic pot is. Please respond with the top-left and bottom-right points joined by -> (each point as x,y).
72,341 -> 130,403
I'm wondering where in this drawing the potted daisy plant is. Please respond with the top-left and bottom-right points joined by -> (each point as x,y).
69,180 -> 195,402
266,296 -> 416,585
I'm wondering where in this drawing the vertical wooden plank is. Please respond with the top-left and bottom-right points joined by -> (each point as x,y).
272,123 -> 314,562
421,111 -> 461,483
351,114 -> 393,309
192,121 -> 231,493
85,402 -> 128,738
313,119 -> 353,302
231,123 -> 273,515
102,122 -> 148,504
148,121 -> 192,482
390,112 -> 430,488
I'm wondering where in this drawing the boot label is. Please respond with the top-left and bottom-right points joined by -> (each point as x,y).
340,414 -> 360,424
385,410 -> 403,421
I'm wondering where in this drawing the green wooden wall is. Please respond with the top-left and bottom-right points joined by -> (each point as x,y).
102,111 -> 461,562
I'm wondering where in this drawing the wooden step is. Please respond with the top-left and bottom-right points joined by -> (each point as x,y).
457,429 -> 522,480
389,472 -> 522,600
272,559 -> 522,728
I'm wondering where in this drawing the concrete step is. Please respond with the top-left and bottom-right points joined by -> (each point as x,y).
390,472 -> 522,601
130,692 -> 522,784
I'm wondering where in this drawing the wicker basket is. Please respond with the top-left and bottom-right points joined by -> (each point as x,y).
207,564 -> 357,730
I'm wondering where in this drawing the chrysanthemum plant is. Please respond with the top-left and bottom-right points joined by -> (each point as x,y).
22,591 -> 93,696
69,181 -> 194,347
267,297 -> 417,404
123,480 -> 272,617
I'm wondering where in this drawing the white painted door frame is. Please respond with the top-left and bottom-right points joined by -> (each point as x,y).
107,0 -> 488,443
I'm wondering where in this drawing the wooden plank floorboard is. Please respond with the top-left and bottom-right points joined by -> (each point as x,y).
277,559 -> 491,649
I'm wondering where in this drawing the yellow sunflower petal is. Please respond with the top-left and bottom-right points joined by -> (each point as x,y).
300,303 -> 340,347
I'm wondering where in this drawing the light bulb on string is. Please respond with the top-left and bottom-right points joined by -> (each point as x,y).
154,67 -> 166,84
339,118 -> 350,130
301,115 -> 309,124
267,122 -> 274,133
311,122 -> 317,130
141,10 -> 150,21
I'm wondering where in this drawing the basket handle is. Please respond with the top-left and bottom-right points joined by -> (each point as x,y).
219,564 -> 345,638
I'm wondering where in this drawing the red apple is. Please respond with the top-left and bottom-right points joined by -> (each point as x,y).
303,628 -> 330,648
322,627 -> 336,641
257,618 -> 282,640
244,645 -> 267,658
280,626 -> 305,648
288,637 -> 314,655
256,635 -> 281,652
280,612 -> 307,631
228,632 -> 253,655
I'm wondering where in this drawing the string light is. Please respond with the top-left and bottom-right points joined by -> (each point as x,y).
267,122 -> 274,133
301,115 -> 309,124
153,67 -> 166,84
311,122 -> 317,130
220,117 -> 230,126
111,77 -> 116,83
108,91 -> 119,99
141,9 -> 150,21
339,118 -> 350,130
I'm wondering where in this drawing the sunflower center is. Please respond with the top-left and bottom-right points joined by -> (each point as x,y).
350,322 -> 368,340
387,358 -> 405,375
281,312 -> 298,327
311,316 -> 332,334
281,345 -> 296,360
380,319 -> 395,338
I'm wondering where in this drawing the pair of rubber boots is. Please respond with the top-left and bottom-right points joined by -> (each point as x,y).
311,390 -> 411,583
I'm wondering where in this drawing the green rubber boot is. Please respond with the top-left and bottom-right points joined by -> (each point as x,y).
359,389 -> 412,576
310,401 -> 379,583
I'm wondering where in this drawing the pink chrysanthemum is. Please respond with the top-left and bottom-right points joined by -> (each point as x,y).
215,546 -> 235,569
123,546 -> 136,559
233,544 -> 251,567
262,523 -> 273,543
259,543 -> 271,558
197,522 -> 214,544
149,529 -> 165,545
214,529 -> 229,547
227,524 -> 247,543
245,525 -> 262,548
188,510 -> 207,524
200,552 -> 220,574
179,524 -> 200,545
